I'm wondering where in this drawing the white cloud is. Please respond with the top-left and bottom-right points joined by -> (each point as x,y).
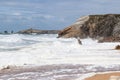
43,15 -> 54,19
12,12 -> 21,16
30,13 -> 55,20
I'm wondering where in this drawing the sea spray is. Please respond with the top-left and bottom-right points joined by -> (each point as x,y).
0,34 -> 119,68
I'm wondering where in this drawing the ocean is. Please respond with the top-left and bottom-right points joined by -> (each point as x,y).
0,34 -> 120,80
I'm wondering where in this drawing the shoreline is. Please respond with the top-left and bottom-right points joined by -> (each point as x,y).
84,71 -> 120,80
0,64 -> 120,80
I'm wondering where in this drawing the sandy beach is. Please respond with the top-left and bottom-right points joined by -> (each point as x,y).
85,72 -> 120,80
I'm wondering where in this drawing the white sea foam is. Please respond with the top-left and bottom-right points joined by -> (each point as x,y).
0,34 -> 120,69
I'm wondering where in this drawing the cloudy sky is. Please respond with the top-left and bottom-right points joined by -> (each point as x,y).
0,0 -> 120,32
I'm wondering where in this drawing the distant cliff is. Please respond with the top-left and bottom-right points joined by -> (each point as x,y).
18,28 -> 59,34
58,14 -> 120,42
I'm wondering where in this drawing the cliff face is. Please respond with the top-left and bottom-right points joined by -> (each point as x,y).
18,28 -> 59,34
58,16 -> 89,38
58,14 -> 120,42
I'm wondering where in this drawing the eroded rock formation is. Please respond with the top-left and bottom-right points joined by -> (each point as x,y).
58,14 -> 120,42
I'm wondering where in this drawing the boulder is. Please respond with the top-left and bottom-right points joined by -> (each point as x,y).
58,14 -> 120,42
115,45 -> 120,50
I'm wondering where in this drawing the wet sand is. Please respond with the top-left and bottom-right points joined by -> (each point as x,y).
85,72 -> 120,80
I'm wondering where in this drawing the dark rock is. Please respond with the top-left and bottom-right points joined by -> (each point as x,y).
58,14 -> 120,42
115,45 -> 120,50
4,31 -> 9,34
18,28 -> 59,34
77,38 -> 82,45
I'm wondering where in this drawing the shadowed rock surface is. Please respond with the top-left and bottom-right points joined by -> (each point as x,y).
18,28 -> 59,34
58,14 -> 120,42
98,37 -> 120,42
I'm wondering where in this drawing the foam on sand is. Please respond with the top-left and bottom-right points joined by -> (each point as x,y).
0,64 -> 120,80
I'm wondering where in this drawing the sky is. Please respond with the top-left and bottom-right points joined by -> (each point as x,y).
0,0 -> 120,32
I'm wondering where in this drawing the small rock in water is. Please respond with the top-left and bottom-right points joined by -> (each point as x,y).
115,45 -> 120,50
77,38 -> 82,45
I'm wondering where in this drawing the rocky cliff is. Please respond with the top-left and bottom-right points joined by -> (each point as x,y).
58,14 -> 120,42
18,28 -> 59,34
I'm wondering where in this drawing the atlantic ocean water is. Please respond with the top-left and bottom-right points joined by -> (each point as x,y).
0,34 -> 120,80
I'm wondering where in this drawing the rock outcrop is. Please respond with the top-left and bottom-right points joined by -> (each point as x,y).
18,28 -> 59,34
58,14 -> 120,42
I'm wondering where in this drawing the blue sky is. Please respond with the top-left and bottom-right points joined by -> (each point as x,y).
0,0 -> 120,32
